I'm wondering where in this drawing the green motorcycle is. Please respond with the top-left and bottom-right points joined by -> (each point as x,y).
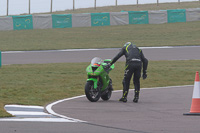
85,57 -> 115,102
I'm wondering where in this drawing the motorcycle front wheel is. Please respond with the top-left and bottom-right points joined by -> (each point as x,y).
85,81 -> 101,102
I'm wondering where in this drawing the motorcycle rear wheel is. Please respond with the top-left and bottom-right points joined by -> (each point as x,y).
85,81 -> 101,102
101,90 -> 112,101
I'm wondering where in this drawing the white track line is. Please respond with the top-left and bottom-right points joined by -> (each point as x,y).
0,118 -> 76,122
0,105 -> 77,122
0,85 -> 193,123
46,85 -> 193,122
3,46 -> 200,54
46,95 -> 86,123
5,105 -> 44,109
2,49 -> 100,54
7,111 -> 51,116
0,85 -> 193,122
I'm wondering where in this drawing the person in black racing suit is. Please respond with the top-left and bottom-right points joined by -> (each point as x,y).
106,42 -> 148,103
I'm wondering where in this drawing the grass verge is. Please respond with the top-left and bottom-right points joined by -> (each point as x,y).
0,21 -> 200,51
0,60 -> 200,117
51,1 -> 200,14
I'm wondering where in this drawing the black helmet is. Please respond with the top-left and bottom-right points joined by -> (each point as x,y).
124,42 -> 132,47
123,42 -> 137,49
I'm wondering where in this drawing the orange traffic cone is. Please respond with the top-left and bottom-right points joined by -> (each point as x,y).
184,71 -> 200,115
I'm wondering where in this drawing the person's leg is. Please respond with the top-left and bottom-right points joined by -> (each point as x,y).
119,78 -> 129,102
119,64 -> 134,102
133,63 -> 142,103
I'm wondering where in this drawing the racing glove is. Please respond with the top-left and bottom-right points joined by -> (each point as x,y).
142,71 -> 147,80
105,63 -> 111,69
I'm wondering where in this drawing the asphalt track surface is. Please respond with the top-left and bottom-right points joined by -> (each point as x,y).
1,46 -> 200,133
2,46 -> 200,65
52,86 -> 199,133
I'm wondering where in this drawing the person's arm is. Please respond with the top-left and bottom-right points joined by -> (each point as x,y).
110,48 -> 125,65
140,50 -> 148,79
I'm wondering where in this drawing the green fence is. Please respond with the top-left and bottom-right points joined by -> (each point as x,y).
52,14 -> 72,28
0,50 -> 1,68
128,11 -> 149,24
91,13 -> 110,27
7,9 -> 192,31
167,9 -> 186,23
12,15 -> 33,30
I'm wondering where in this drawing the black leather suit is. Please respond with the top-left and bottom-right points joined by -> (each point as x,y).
110,43 -> 148,99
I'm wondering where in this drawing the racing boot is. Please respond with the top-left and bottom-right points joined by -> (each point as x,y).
119,97 -> 127,102
133,91 -> 139,103
119,91 -> 128,103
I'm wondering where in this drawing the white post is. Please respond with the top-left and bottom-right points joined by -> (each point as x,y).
29,0 -> 31,14
94,0 -> 96,9
116,0 -> 117,6
51,0 -> 53,13
73,0 -> 75,10
7,0 -> 9,16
